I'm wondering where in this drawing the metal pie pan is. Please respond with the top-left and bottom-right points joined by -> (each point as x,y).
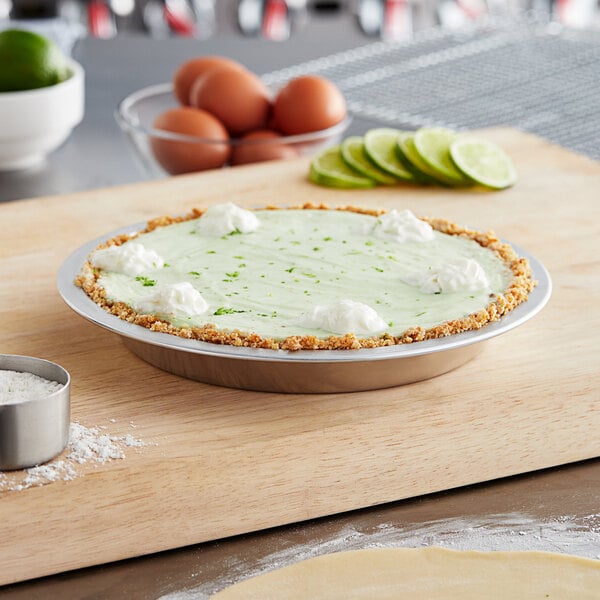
57,224 -> 552,393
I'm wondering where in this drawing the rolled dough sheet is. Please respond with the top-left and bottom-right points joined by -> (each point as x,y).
211,547 -> 600,599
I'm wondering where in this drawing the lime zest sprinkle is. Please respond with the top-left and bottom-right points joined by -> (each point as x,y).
135,276 -> 156,286
223,228 -> 242,238
214,307 -> 245,315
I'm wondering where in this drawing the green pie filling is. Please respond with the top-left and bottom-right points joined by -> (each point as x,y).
96,209 -> 512,339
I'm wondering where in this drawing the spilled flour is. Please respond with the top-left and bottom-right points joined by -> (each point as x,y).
159,512 -> 600,599
0,421 -> 148,492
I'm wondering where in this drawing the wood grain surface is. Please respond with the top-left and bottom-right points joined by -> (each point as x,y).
0,128 -> 599,585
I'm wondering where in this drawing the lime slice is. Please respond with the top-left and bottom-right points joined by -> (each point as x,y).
309,146 -> 378,189
0,29 -> 70,92
395,132 -> 437,184
450,137 -> 517,190
413,127 -> 471,186
363,129 -> 415,182
341,137 -> 398,185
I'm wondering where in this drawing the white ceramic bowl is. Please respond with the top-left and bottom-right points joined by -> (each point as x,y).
0,59 -> 84,171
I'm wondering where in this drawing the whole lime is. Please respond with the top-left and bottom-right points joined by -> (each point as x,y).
0,29 -> 70,92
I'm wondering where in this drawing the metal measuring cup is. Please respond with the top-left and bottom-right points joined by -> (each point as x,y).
0,354 -> 70,471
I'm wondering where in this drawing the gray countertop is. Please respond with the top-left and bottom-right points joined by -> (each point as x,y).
1,460 -> 599,598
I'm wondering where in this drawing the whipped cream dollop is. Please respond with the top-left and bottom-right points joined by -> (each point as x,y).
194,202 -> 260,236
90,242 -> 164,276
402,258 -> 490,294
372,209 -> 434,243
135,282 -> 209,318
299,299 -> 388,335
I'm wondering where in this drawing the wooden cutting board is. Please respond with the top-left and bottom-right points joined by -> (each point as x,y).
1,128 -> 599,585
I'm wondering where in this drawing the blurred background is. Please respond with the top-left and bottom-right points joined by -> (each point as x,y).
0,0 -> 598,202
2,0 -> 599,43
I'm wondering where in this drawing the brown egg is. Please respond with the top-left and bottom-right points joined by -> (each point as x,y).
231,130 -> 299,166
273,75 -> 347,135
190,68 -> 272,137
150,107 -> 230,175
173,56 -> 245,105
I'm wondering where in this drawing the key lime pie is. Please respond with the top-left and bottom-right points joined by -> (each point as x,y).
76,203 -> 535,351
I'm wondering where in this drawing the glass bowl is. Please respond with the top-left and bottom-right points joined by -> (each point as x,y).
115,83 -> 351,178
